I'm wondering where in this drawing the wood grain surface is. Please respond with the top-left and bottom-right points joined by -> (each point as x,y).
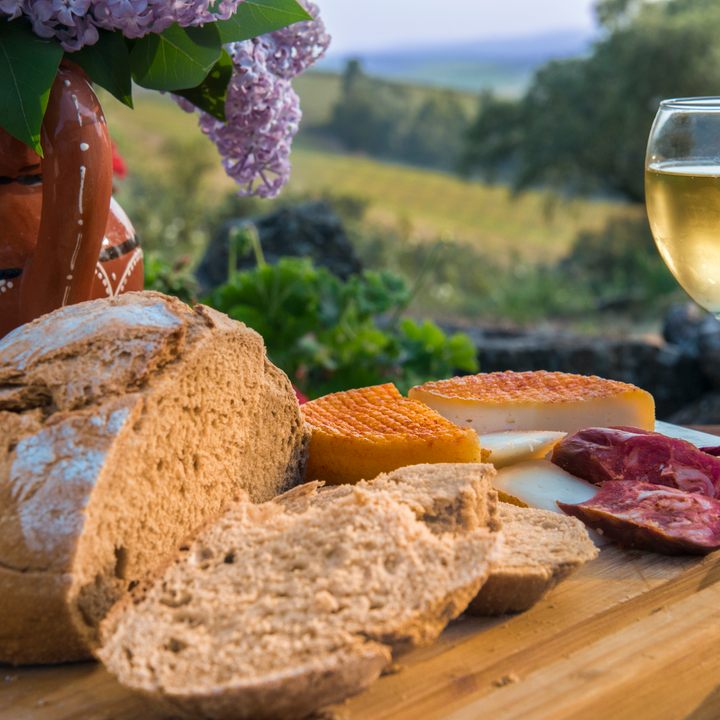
3,430 -> 720,720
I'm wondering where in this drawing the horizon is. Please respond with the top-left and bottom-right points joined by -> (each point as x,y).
318,0 -> 598,54
321,26 -> 596,59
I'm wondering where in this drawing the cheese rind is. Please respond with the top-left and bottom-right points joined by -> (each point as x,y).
410,371 -> 655,434
302,384 -> 483,485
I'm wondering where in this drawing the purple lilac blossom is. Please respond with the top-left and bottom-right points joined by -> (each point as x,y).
176,1 -> 330,197
1,0 -> 329,197
1,0 -> 245,51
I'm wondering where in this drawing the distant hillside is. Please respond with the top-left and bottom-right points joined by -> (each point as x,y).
317,29 -> 594,95
293,71 -> 479,130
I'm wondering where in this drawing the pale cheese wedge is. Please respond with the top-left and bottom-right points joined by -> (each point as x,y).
409,371 -> 655,434
493,459 -> 609,547
480,430 -> 566,468
493,459 -> 597,513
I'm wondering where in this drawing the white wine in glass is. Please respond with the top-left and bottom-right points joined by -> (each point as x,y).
645,98 -> 720,315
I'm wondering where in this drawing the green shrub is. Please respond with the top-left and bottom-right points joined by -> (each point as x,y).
205,257 -> 478,398
144,252 -> 199,305
561,216 -> 678,308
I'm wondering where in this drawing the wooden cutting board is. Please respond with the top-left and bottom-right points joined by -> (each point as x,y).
4,426 -> 720,720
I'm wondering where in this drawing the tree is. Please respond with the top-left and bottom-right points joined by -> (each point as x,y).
330,60 -> 471,169
460,0 -> 720,201
402,94 -> 470,169
330,60 -> 409,156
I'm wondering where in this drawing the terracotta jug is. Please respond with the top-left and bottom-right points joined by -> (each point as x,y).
0,62 -> 143,339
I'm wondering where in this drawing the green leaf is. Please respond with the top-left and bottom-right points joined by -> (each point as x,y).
174,50 -> 232,121
0,21 -> 63,154
216,0 -> 312,44
71,31 -> 133,108
130,23 -> 222,91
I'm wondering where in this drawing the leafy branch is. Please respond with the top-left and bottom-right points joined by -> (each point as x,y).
0,0 -> 310,153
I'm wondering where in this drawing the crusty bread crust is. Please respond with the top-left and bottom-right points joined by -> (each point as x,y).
135,642 -> 391,720
0,292 -> 308,664
468,562 -> 583,615
468,502 -> 598,616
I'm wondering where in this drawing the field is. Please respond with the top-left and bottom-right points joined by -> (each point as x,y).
104,89 -> 638,266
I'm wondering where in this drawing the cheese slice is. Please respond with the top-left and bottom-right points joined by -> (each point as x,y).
409,371 -> 655,434
301,383 -> 483,485
480,430 -> 566,468
493,459 -> 598,513
493,459 -> 608,546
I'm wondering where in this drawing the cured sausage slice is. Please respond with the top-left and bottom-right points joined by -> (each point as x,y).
558,482 -> 720,555
551,427 -> 720,498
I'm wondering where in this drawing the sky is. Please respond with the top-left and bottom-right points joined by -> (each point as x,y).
318,0 -> 598,54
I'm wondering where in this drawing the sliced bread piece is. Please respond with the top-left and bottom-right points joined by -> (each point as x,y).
99,464 -> 500,720
0,292 -> 308,664
468,502 -> 598,616
278,463 -> 501,538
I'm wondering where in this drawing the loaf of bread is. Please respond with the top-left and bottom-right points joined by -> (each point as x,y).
99,464 -> 500,720
468,502 -> 598,615
0,292 -> 308,664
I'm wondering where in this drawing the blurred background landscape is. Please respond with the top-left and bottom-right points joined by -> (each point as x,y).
102,0 -> 720,417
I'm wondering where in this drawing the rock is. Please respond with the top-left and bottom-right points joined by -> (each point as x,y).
661,303 -> 720,391
444,326 -> 710,420
662,302 -> 707,354
669,393 -> 720,426
698,316 -> 720,388
196,201 -> 362,292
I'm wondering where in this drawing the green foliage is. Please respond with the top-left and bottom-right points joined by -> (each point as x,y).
73,30 -> 133,107
396,318 -> 479,390
125,0 -> 309,96
215,0 -> 311,43
561,216 -> 678,307
350,212 -> 680,325
174,50 -> 233,121
0,0 -> 309,153
329,60 -> 472,170
206,257 -> 478,397
0,21 -> 63,154
461,0 -> 720,201
144,252 -> 199,305
130,23 -> 222,91
401,94 -> 469,168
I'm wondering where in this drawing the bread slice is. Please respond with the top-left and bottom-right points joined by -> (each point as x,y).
99,464 -> 500,720
0,292 -> 308,664
468,502 -> 598,616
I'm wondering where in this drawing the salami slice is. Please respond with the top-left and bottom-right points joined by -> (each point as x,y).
551,426 -> 720,498
558,482 -> 720,555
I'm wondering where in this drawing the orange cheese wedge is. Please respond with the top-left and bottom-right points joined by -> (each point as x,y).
409,371 -> 655,434
301,383 -> 484,485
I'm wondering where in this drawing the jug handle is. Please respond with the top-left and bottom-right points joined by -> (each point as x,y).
19,63 -> 113,323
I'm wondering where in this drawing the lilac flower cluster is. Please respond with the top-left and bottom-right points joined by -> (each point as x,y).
179,2 -> 330,197
0,0 -> 244,51
0,0 -> 329,197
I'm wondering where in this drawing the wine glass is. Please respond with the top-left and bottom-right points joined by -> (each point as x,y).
645,97 -> 720,315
